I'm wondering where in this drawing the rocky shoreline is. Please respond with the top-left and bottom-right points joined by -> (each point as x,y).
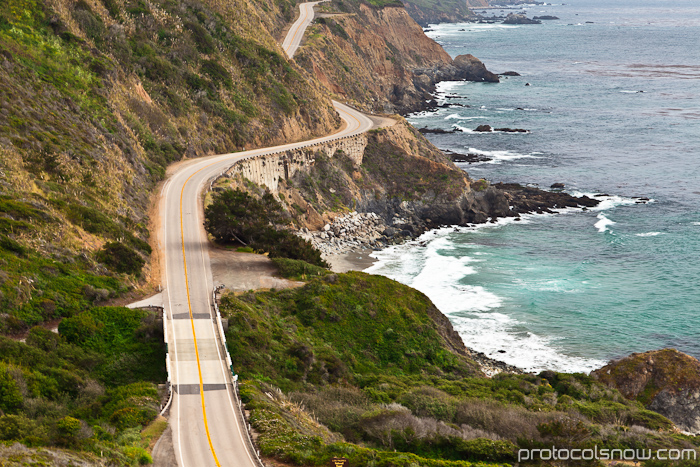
298,184 -> 602,262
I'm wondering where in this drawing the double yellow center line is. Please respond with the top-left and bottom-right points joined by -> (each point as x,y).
180,168 -> 221,466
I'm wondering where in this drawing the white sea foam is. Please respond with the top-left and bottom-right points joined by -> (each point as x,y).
568,191 -> 649,211
636,232 -> 664,237
444,114 -> 488,120
450,314 -> 606,373
464,147 -> 542,164
365,222 -> 607,374
453,125 -> 477,134
434,81 -> 462,94
594,213 -> 615,233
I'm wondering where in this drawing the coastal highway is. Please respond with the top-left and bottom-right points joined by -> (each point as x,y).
160,4 -> 372,464
161,101 -> 372,467
281,1 -> 326,58
158,5 -> 374,461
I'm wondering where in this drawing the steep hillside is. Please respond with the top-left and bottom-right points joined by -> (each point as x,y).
212,118 -> 510,237
593,349 -> 700,434
218,272 -> 699,466
0,0 -> 340,332
295,0 -> 497,114
465,0 -> 489,8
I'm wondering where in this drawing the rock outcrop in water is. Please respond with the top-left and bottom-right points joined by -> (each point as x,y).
414,55 -> 500,93
503,13 -> 542,24
593,349 -> 700,434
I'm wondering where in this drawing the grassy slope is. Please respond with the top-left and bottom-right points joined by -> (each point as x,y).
401,0 -> 474,26
0,307 -> 166,465
0,0 -> 339,332
0,0 -> 338,461
221,271 -> 699,466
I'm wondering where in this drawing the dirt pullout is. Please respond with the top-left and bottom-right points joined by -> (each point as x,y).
209,248 -> 304,292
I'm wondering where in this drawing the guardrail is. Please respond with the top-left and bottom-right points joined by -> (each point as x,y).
211,286 -> 266,467
160,306 -> 173,416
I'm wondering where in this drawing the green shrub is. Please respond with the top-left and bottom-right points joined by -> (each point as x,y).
97,241 -> 145,275
67,204 -> 122,237
201,59 -> 232,89
185,21 -> 214,53
453,438 -> 517,462
57,416 -> 81,437
0,414 -> 38,441
472,179 -> 489,192
400,386 -> 458,421
271,257 -> 329,280
0,234 -> 26,255
0,364 -> 23,413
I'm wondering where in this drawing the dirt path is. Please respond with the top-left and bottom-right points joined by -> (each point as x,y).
209,248 -> 304,292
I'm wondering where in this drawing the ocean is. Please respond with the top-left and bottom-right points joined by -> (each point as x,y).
365,0 -> 700,373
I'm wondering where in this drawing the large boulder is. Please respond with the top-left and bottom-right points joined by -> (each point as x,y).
503,14 -> 542,25
592,349 -> 700,434
451,54 -> 500,83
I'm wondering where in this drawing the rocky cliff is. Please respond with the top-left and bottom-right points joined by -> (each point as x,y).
401,0 -> 474,27
295,0 -> 498,114
593,349 -> 700,434
216,117 -> 597,251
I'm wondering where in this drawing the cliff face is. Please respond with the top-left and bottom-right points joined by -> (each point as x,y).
401,0 -> 474,27
465,0 -> 489,8
593,349 -> 700,434
295,1 -> 497,114
295,3 -> 449,113
215,118 -> 511,236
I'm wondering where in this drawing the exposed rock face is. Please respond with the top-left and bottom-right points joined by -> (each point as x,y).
297,5 -> 498,114
414,55 -> 500,93
296,4 -> 453,114
402,0 -> 473,27
592,349 -> 700,434
493,183 -> 600,214
503,14 -> 542,24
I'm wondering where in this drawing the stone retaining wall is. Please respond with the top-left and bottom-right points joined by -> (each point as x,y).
223,133 -> 367,192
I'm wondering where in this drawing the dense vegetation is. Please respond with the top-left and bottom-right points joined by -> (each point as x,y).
0,306 -> 166,464
221,271 -> 700,466
205,188 -> 328,267
0,0 -> 340,331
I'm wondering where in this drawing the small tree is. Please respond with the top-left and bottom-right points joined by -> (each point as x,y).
204,189 -> 328,267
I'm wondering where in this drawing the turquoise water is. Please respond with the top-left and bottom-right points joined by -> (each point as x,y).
365,0 -> 700,373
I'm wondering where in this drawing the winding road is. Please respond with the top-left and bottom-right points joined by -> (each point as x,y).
282,1 -> 326,58
158,3 -> 373,466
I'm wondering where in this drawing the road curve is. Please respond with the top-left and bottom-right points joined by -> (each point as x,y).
161,101 -> 373,467
282,1 -> 326,58
161,2 -> 369,464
